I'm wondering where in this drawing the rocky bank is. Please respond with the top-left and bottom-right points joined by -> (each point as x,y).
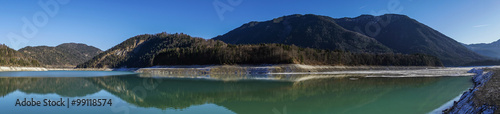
444,68 -> 499,114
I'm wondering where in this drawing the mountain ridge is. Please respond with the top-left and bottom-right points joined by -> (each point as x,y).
213,14 -> 486,66
213,14 -> 393,53
19,43 -> 102,67
335,14 -> 487,65
465,39 -> 500,59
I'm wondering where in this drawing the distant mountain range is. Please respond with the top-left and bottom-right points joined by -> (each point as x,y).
464,39 -> 500,59
19,43 -> 102,67
1,14 -> 492,68
215,14 -> 486,66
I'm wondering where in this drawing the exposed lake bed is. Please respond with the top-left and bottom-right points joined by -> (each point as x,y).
135,64 -> 475,79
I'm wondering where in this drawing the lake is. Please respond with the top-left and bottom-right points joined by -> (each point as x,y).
0,71 -> 472,114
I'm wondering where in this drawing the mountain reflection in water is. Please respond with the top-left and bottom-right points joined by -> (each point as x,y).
0,71 -> 472,114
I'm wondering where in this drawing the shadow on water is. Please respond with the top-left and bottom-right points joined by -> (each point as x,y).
0,71 -> 472,114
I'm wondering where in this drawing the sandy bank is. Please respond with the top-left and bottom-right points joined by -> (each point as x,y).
46,68 -> 112,71
0,66 -> 47,71
0,66 -> 112,72
135,64 -> 474,78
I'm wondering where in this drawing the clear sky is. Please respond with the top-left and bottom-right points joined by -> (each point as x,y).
1,0 -> 499,50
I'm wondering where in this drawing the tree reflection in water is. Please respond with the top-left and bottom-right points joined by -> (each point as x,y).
0,74 -> 471,114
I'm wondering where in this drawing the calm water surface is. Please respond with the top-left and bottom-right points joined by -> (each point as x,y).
0,71 -> 472,114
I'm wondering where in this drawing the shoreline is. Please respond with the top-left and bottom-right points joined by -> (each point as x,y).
134,64 -> 474,78
0,64 -> 477,78
46,68 -> 113,71
431,94 -> 464,114
443,68 -> 499,113
0,66 -> 47,71
0,66 -> 112,72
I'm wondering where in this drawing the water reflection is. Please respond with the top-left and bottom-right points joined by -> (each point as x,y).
0,77 -> 100,97
0,72 -> 472,114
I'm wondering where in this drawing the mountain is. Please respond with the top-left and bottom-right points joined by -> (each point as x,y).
334,14 -> 486,65
77,33 -> 216,68
19,43 -> 102,67
77,32 -> 442,68
464,39 -> 500,59
213,14 -> 486,66
213,14 -> 392,53
0,44 -> 40,67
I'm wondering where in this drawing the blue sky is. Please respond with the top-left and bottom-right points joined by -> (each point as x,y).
1,0 -> 499,50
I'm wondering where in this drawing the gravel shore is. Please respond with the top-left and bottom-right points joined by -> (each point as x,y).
444,68 -> 499,114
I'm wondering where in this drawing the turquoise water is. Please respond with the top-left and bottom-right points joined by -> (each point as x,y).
0,71 -> 472,114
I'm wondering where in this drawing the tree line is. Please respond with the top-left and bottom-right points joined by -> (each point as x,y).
77,33 -> 443,68
153,43 -> 443,66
